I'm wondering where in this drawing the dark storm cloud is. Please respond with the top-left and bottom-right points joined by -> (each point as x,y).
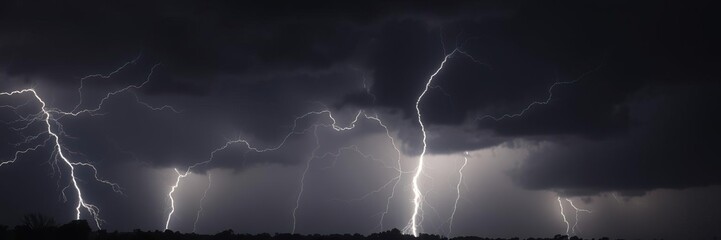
510,83 -> 721,196
1,0 -> 720,211
339,1 -> 721,195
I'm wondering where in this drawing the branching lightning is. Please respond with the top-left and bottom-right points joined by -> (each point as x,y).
1,58 -> 175,229
556,197 -> 592,236
565,198 -> 591,235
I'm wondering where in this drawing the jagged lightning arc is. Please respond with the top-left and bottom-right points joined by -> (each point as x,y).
0,59 -> 175,229
447,152 -> 468,236
164,109 -> 403,234
476,63 -> 603,121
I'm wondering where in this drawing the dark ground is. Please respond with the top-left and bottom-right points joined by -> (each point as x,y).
0,215 -> 655,240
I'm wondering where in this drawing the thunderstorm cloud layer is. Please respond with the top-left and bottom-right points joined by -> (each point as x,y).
1,1 -> 720,239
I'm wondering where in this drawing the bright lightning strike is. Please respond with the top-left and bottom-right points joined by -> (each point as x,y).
0,59 -> 174,229
165,168 -> 189,230
407,47 -> 473,237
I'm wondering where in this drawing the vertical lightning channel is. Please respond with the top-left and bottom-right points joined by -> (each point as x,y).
407,48 -> 459,237
557,196 -> 570,236
448,152 -> 468,236
193,172 -> 212,233
165,168 -> 189,230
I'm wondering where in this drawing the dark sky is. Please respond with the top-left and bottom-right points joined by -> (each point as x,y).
1,1 -> 720,239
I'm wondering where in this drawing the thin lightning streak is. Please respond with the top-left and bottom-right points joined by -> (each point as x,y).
448,152 -> 468,236
70,162 -> 123,194
0,137 -> 50,167
53,63 -> 166,117
193,173 -> 212,233
565,198 -> 591,235
292,125 -> 320,234
558,196 -> 570,236
366,114 -> 403,231
165,168 -> 189,230
72,53 -> 142,113
476,63 -> 603,121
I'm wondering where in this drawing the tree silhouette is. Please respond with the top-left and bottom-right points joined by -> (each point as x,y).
21,213 -> 55,230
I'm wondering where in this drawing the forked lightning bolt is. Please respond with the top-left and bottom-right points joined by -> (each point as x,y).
0,59 -> 174,229
566,198 -> 591,235
556,197 -> 592,236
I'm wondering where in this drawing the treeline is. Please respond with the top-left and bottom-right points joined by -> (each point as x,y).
0,215 -> 632,240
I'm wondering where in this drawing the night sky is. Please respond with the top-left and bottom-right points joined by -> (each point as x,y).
1,1 -> 720,239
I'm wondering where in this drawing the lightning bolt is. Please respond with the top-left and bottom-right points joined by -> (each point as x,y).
1,58 -> 175,229
476,63 -> 603,121
71,53 -> 143,113
165,168 -> 189,230
557,196 -> 570,236
0,89 -> 105,227
292,125 -> 320,234
447,152 -> 468,236
193,172 -> 212,233
406,48 -> 458,237
565,198 -> 591,235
